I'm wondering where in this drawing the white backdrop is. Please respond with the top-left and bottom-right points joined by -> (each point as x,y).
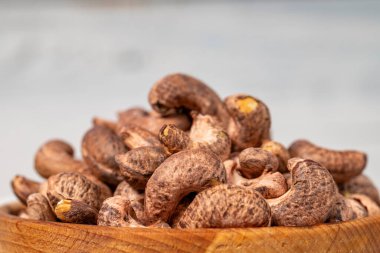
1,0 -> 380,202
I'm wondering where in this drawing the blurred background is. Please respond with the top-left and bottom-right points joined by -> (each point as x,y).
0,0 -> 379,203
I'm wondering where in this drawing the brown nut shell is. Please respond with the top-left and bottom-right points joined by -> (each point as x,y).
349,194 -> 380,216
239,148 -> 279,179
175,184 -> 271,228
118,107 -> 191,135
25,193 -> 56,221
234,172 -> 288,199
116,146 -> 169,189
35,140 -> 87,178
82,126 -> 127,186
267,158 -> 338,226
225,95 -> 271,150
144,149 -> 227,223
340,174 -> 380,205
114,181 -> 144,201
98,196 -> 142,227
47,172 -> 102,210
159,124 -> 190,153
288,140 -> 367,183
11,175 -> 41,205
148,73 -> 230,128
55,199 -> 98,224
261,140 -> 290,173
118,125 -> 162,149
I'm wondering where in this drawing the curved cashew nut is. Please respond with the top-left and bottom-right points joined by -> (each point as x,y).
159,114 -> 231,161
144,149 -> 226,223
11,175 -> 41,204
98,196 -> 142,227
349,194 -> 380,217
114,181 -> 144,202
267,158 -> 338,226
175,184 -> 271,228
289,140 -> 367,183
261,140 -> 290,173
340,174 -> 380,205
148,73 -> 230,128
327,194 -> 367,223
35,140 -> 87,178
82,126 -> 127,186
118,107 -> 191,135
116,146 -> 169,189
46,172 -> 102,210
233,172 -> 288,199
239,148 -> 279,179
225,95 -> 271,151
25,193 -> 56,221
118,125 -> 162,149
55,199 -> 98,224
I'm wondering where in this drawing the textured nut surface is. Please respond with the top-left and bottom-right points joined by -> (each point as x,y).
239,148 -> 279,179
225,95 -> 271,150
35,140 -> 87,178
148,73 -> 230,128
267,158 -> 338,226
234,172 -> 288,199
55,199 -> 98,224
114,181 -> 144,201
47,172 -> 102,210
118,125 -> 162,149
327,194 -> 360,223
118,107 -> 191,135
11,175 -> 41,205
82,126 -> 127,186
97,196 -> 143,227
261,140 -> 290,173
350,194 -> 380,216
340,174 -> 380,205
144,149 -> 226,223
26,193 -> 56,221
160,114 -> 231,161
289,140 -> 367,183
116,146 -> 169,189
175,184 -> 271,228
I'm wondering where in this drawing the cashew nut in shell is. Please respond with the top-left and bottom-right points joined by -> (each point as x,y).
144,149 -> 226,223
289,139 -> 367,183
267,158 -> 338,226
175,184 -> 271,228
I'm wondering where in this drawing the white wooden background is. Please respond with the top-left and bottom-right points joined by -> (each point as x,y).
0,0 -> 380,202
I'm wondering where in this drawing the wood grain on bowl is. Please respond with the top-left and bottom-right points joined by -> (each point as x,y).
0,202 -> 380,253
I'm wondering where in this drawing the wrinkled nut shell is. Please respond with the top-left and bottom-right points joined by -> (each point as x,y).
159,124 -> 190,154
116,146 -> 169,189
97,196 -> 143,227
35,140 -> 86,178
349,194 -> 380,217
118,125 -> 162,149
114,181 -> 144,202
55,199 -> 98,224
261,140 -> 290,173
268,158 -> 338,227
148,73 -> 230,128
82,126 -> 127,186
234,172 -> 288,199
225,95 -> 271,150
175,184 -> 271,228
289,140 -> 367,183
26,193 -> 56,221
118,107 -> 191,135
47,172 -> 102,210
144,149 -> 227,223
239,148 -> 279,179
340,174 -> 380,205
11,175 -> 41,205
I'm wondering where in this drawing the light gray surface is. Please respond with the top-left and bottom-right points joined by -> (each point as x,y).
0,1 -> 380,203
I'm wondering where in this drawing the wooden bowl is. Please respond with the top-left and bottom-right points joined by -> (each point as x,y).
0,202 -> 379,253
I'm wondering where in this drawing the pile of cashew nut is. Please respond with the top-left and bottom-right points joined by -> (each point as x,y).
11,73 -> 380,228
